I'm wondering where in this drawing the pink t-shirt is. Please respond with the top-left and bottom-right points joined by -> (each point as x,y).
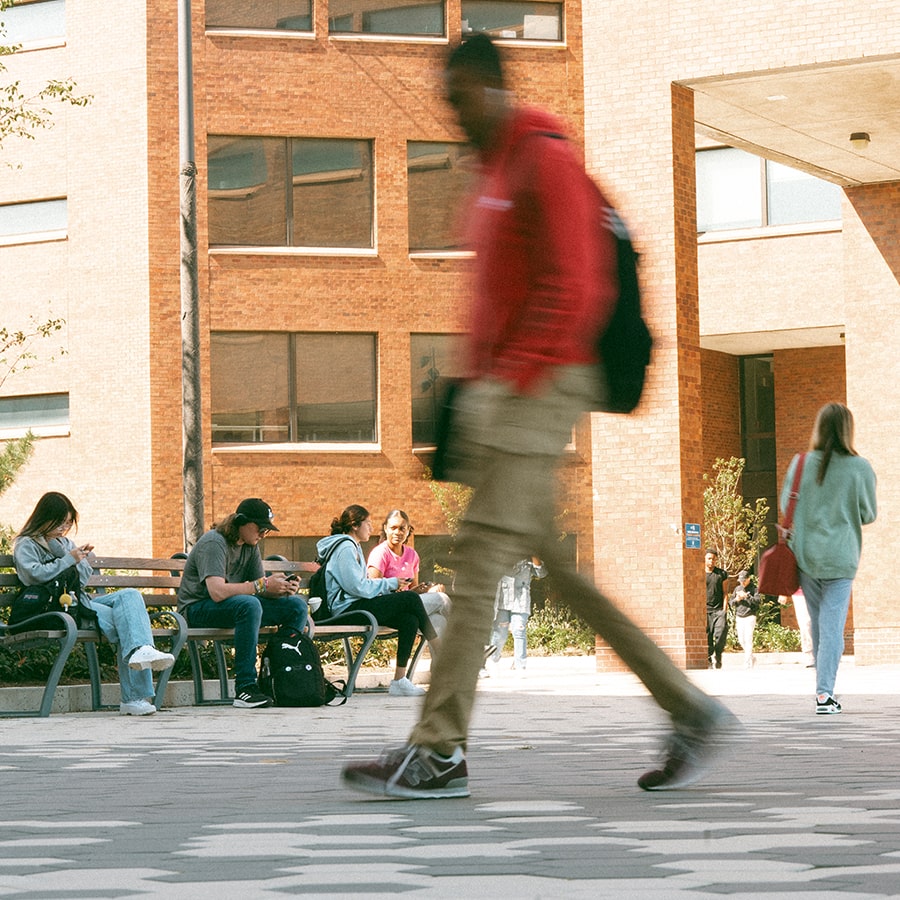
367,542 -> 419,581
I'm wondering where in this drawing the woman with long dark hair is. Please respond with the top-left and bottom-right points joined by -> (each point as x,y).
781,403 -> 876,715
13,491 -> 175,716
318,504 -> 438,697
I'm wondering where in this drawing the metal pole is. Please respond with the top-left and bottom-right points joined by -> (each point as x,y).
178,0 -> 204,549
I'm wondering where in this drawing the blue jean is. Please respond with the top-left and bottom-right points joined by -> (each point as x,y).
184,594 -> 309,691
798,573 -> 853,697
92,588 -> 155,703
491,610 -> 528,669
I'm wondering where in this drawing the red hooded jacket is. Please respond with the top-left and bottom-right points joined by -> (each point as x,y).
464,106 -> 619,393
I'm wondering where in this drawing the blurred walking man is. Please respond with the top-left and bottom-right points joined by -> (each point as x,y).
341,34 -> 735,799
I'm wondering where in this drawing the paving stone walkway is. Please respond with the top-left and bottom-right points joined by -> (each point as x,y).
2,653 -> 899,898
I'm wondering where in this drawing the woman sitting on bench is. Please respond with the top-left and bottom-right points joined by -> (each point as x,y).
318,504 -> 439,697
12,491 -> 175,716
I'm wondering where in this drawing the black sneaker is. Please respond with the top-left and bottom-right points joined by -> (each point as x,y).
816,693 -> 842,715
233,686 -> 272,709
638,702 -> 739,791
342,745 -> 469,799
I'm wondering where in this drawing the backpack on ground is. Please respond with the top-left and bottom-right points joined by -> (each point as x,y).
259,627 -> 347,707
308,535 -> 355,623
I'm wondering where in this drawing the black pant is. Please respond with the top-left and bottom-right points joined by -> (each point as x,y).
343,591 -> 437,667
707,607 -> 727,663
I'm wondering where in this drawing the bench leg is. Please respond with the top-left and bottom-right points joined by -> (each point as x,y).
84,642 -> 105,711
341,631 -> 378,699
153,615 -> 188,710
405,633 -> 426,681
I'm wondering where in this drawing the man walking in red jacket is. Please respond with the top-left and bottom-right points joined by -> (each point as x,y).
341,33 -> 735,799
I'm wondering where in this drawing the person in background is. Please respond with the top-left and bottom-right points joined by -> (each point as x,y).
780,588 -> 814,667
781,402 -> 876,715
320,504 -> 439,697
177,498 -> 309,710
486,557 -> 547,672
13,491 -> 175,717
366,509 -> 452,639
341,34 -> 735,800
729,570 -> 760,668
705,549 -> 729,669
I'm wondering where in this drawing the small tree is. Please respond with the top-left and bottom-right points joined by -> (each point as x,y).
702,456 -> 769,575
1,0 -> 91,156
0,317 -> 66,551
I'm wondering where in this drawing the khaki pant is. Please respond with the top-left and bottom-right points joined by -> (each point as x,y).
410,365 -> 714,755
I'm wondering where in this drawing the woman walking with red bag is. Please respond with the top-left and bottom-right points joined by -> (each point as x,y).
781,403 -> 876,715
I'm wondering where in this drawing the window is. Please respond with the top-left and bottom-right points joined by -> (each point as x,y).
206,0 -> 312,32
211,332 -> 377,445
0,393 -> 69,437
329,0 -> 445,35
740,355 -> 777,543
208,137 -> 374,250
0,199 -> 67,242
461,1 -> 562,41
410,333 -> 463,447
407,142 -> 475,252
1,0 -> 65,45
696,147 -> 842,233
262,535 -> 321,562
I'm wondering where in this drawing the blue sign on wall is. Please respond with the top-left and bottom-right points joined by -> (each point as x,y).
685,522 -> 701,549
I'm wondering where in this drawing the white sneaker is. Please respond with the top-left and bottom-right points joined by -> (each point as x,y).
120,699 -> 157,716
128,645 -> 176,671
388,677 -> 426,697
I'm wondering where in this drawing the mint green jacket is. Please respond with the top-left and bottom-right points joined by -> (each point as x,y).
781,450 -> 877,580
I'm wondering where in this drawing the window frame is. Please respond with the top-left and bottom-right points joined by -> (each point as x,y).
204,0 -> 314,37
0,198 -> 68,247
0,0 -> 66,51
207,136 -> 376,255
0,392 -> 70,439
328,0 -> 448,41
696,146 -> 842,238
210,331 -> 380,451
460,0 -> 565,45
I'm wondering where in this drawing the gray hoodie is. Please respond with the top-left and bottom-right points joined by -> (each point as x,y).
316,533 -> 399,617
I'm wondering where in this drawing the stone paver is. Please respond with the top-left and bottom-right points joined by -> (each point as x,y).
2,653 -> 899,898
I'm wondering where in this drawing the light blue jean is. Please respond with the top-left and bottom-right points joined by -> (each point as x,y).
490,610 -> 529,669
798,573 -> 853,697
92,588 -> 156,703
185,594 -> 309,692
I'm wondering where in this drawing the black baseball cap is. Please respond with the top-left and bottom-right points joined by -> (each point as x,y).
234,498 -> 279,532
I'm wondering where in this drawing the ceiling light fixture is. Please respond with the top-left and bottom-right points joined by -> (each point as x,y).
849,132 -> 870,150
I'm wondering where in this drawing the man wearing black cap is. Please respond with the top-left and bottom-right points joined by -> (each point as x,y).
177,498 -> 309,708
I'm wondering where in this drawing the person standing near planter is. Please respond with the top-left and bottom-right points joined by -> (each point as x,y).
729,570 -> 760,668
705,549 -> 729,669
781,402 -> 876,715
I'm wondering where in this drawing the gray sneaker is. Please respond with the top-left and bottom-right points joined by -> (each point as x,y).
638,702 -> 739,791
342,745 -> 469,799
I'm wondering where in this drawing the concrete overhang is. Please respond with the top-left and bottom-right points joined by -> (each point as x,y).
701,325 -> 845,356
682,55 -> 900,187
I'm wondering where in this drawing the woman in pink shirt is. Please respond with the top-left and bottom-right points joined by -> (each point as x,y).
367,510 -> 451,638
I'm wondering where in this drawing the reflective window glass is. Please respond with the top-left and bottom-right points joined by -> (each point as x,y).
461,1 -> 562,41
407,142 -> 475,252
329,0 -> 445,35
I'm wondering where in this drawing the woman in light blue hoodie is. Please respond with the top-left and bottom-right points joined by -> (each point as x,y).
781,403 -> 876,716
317,505 -> 439,697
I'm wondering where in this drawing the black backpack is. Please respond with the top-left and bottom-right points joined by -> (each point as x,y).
308,536 -> 355,623
594,201 -> 653,414
259,628 -> 347,707
535,131 -> 652,414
